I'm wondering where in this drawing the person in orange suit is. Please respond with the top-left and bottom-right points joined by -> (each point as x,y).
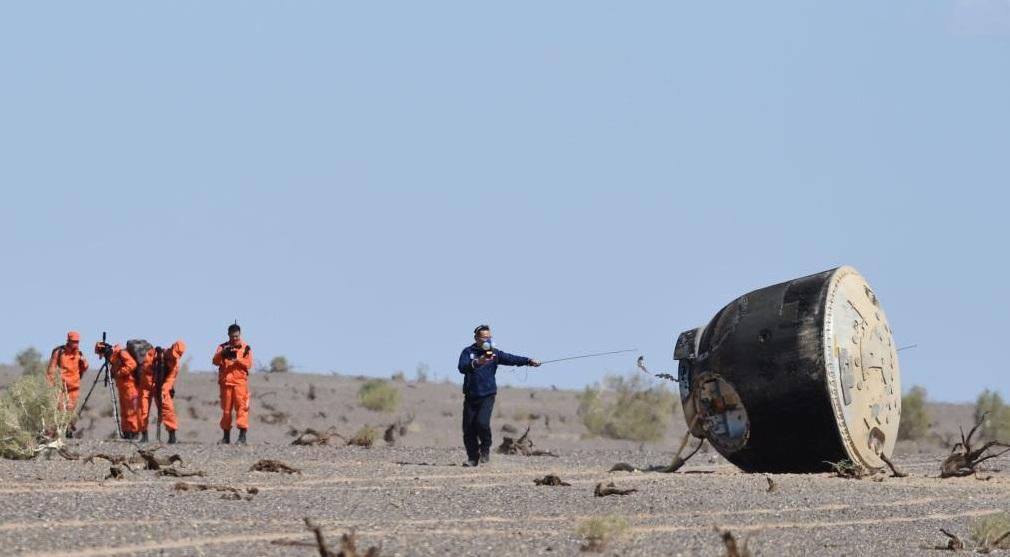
47,331 -> 89,436
137,340 -> 186,444
212,324 -> 253,445
94,341 -> 140,439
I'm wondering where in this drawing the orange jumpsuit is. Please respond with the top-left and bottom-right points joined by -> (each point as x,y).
138,341 -> 186,432
212,340 -> 253,431
47,338 -> 89,412
108,346 -> 140,434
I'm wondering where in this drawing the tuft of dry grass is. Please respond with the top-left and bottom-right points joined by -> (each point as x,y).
971,513 -> 1010,550
577,515 -> 628,552
0,372 -> 73,459
348,425 -> 379,448
358,380 -> 400,412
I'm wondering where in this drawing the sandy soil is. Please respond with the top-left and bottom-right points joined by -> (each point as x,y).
1,368 -> 1006,556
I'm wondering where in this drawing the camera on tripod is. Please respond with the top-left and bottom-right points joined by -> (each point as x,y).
93,341 -> 114,360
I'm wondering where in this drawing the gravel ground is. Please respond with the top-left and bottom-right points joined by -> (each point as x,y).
1,368 -> 1004,556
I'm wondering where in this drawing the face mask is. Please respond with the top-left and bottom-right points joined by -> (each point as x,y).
481,339 -> 495,352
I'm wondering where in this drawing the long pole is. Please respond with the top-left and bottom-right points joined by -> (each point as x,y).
539,349 -> 638,365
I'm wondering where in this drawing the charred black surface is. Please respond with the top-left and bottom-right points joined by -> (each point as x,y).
679,268 -> 847,472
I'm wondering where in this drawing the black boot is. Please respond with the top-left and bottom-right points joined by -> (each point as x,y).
168,430 -> 177,444
140,431 -> 148,443
237,429 -> 247,445
220,429 -> 231,444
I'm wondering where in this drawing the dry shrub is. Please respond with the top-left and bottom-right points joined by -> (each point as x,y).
897,385 -> 930,441
15,347 -> 44,376
577,374 -> 677,442
577,515 -> 628,552
348,425 -> 378,448
975,389 -> 1010,441
0,373 -> 72,459
358,380 -> 400,412
390,371 -> 406,382
971,513 -> 1010,550
268,356 -> 291,373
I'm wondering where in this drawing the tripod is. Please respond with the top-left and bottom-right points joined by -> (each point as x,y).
76,333 -> 122,439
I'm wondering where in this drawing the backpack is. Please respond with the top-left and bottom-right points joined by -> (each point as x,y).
125,339 -> 153,384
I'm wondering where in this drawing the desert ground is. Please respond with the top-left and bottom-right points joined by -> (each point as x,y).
0,365 -> 1006,556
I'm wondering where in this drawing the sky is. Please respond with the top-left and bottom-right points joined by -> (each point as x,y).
0,2 -> 1007,402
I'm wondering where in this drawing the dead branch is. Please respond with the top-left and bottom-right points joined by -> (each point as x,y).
174,481 -> 238,494
136,447 -> 183,470
497,425 -> 558,457
594,482 -> 637,497
382,414 -> 416,445
607,439 -> 705,474
303,518 -> 388,557
57,448 -> 80,460
250,459 -> 302,474
85,453 -> 129,466
534,474 -> 571,486
880,454 -> 908,478
987,529 -> 1010,551
157,468 -> 206,478
291,427 -> 344,446
658,437 -> 705,473
941,413 -> 1010,478
936,528 -> 964,551
175,482 -> 258,501
765,475 -> 778,493
720,529 -> 752,557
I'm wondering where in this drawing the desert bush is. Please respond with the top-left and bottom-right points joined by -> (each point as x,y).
971,512 -> 1010,549
0,373 -> 72,459
348,425 -> 379,448
15,347 -> 44,376
358,380 -> 400,412
577,515 -> 628,552
268,356 -> 291,374
415,362 -> 429,384
390,370 -> 406,382
897,385 -> 930,441
975,389 -> 1010,441
577,374 -> 677,442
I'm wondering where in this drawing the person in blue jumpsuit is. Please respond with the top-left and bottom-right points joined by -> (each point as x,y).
457,324 -> 540,467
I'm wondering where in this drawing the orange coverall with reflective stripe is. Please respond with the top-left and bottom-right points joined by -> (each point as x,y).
212,340 -> 252,430
109,346 -> 140,434
138,341 -> 186,432
47,345 -> 89,412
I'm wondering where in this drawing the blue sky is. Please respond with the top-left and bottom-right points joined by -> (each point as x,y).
1,2 -> 1007,402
